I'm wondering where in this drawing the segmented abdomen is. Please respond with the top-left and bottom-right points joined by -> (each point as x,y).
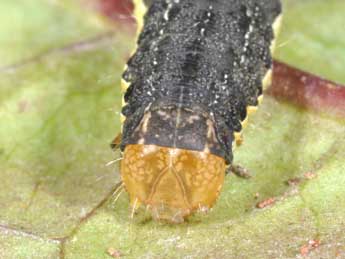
121,0 -> 282,163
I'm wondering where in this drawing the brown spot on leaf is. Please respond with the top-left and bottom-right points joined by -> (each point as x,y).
286,177 -> 302,186
304,172 -> 317,180
107,247 -> 122,258
300,239 -> 321,256
256,197 -> 276,209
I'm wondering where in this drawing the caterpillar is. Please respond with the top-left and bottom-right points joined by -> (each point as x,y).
113,0 -> 282,223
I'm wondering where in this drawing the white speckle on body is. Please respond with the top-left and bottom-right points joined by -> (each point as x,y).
164,3 -> 173,21
240,55 -> 245,64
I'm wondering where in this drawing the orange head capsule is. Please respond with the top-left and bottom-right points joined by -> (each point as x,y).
120,104 -> 232,222
121,144 -> 226,223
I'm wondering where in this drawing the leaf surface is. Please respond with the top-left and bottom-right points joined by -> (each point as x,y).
0,0 -> 344,258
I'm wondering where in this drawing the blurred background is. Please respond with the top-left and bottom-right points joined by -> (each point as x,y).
0,0 -> 344,258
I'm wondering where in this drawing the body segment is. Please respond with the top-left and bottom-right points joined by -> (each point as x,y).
118,0 -> 282,222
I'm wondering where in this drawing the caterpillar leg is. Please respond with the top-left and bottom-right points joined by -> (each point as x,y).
110,133 -> 122,151
227,164 -> 252,179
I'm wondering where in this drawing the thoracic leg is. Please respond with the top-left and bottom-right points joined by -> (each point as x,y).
110,133 -> 122,151
226,164 -> 252,179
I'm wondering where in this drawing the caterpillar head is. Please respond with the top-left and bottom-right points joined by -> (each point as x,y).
120,105 -> 227,223
121,144 -> 226,223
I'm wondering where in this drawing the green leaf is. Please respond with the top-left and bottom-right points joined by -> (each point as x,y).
0,0 -> 106,66
0,0 -> 344,258
276,0 -> 345,84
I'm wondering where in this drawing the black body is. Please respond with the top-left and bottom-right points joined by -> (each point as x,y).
121,0 -> 282,163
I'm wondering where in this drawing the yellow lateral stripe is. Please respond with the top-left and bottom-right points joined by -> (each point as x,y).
233,14 -> 283,148
257,95 -> 264,105
121,77 -> 130,93
120,1 -> 149,131
133,0 -> 148,36
120,114 -> 126,124
247,105 -> 258,115
270,14 -> 283,54
262,69 -> 273,90
233,92 -> 264,147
